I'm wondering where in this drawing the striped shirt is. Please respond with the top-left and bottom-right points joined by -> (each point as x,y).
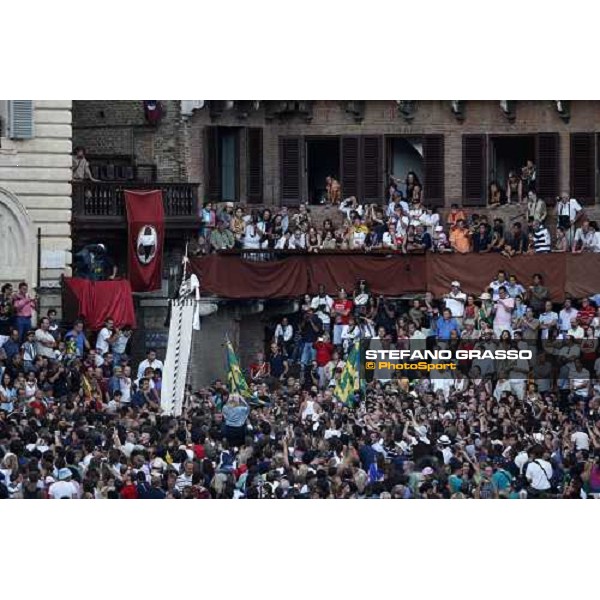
533,227 -> 551,253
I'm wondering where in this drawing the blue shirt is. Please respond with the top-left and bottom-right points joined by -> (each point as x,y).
222,402 -> 250,427
65,330 -> 86,358
3,340 -> 20,360
435,316 -> 461,340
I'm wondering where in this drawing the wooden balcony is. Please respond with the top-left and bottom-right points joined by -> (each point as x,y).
72,181 -> 200,230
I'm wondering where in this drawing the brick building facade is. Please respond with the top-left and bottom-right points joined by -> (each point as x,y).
186,100 -> 599,208
69,100 -> 600,385
72,100 -> 187,182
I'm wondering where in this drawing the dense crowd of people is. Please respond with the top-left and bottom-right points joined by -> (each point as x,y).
2,155 -> 598,499
3,260 -> 600,499
199,167 -> 597,256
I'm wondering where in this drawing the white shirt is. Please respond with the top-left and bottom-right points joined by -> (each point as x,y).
570,366 -> 589,395
445,290 -> 467,318
567,326 -> 584,340
288,234 -> 306,250
119,377 -> 132,403
539,311 -> 558,339
525,459 -> 553,491
137,358 -> 164,380
275,236 -> 290,250
515,451 -> 529,474
557,197 -> 582,222
274,324 -> 293,342
558,308 -> 578,332
243,225 -> 263,249
571,431 -> 590,451
573,228 -> 598,251
311,295 -> 334,325
34,329 -> 56,359
340,199 -> 364,221
96,327 -> 113,354
341,324 -> 361,342
48,480 -> 78,499
488,280 -> 507,302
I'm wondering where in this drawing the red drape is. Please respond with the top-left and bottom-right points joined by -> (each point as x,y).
63,278 -> 137,330
304,254 -> 427,295
190,255 -> 309,299
190,253 -> 600,301
124,190 -> 164,292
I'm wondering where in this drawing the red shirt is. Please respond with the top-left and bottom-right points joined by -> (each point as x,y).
120,484 -> 139,499
193,444 -> 206,460
578,306 -> 595,326
313,341 -> 334,367
332,300 -> 353,325
250,362 -> 270,379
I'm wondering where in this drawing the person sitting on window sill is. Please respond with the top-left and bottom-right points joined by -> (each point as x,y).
506,171 -> 523,205
488,180 -> 506,208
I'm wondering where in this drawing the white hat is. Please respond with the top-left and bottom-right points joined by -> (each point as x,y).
410,220 -> 420,227
480,292 -> 492,300
438,435 -> 452,446
421,467 -> 434,476
435,225 -> 444,232
451,280 -> 461,288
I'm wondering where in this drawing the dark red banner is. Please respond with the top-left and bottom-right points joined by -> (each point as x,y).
124,190 -> 164,292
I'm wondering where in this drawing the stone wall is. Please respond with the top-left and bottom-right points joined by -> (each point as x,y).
0,100 -> 72,294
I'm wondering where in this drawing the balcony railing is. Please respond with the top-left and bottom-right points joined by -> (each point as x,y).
72,181 -> 199,224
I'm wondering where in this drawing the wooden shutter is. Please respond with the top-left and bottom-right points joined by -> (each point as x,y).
246,128 -> 263,203
280,136 -> 302,205
361,135 -> 383,202
8,100 -> 34,139
536,132 -> 560,205
462,134 -> 487,206
205,126 -> 221,201
341,136 -> 360,199
423,134 -> 445,207
570,133 -> 595,205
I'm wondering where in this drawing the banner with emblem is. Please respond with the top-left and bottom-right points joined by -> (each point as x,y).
124,190 -> 165,292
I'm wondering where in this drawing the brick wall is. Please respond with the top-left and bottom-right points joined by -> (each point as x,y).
185,100 -> 600,208
72,100 -> 188,182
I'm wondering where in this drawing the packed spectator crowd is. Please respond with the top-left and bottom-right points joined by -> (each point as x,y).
4,259 -> 600,499
2,156 -> 599,499
199,164 -> 598,255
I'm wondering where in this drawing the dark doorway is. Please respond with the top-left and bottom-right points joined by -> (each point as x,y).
388,137 -> 425,186
306,138 -> 340,204
490,135 -> 535,193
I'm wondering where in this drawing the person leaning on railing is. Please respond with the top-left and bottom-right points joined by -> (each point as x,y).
72,146 -> 99,182
210,220 -> 235,252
